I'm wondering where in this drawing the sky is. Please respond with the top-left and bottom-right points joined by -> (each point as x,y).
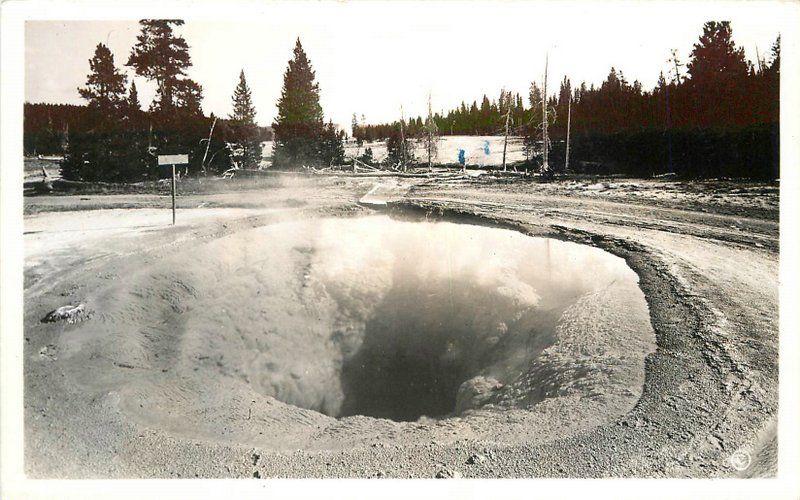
25,2 -> 783,129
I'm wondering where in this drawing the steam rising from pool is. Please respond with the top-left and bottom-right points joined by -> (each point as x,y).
95,216 -> 653,423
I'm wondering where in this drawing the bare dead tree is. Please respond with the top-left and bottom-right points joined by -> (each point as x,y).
399,105 -> 407,172
422,92 -> 439,172
61,122 -> 70,155
501,89 -> 512,172
755,45 -> 764,73
565,95 -> 571,172
541,53 -> 550,174
668,49 -> 684,84
522,80 -> 555,173
200,116 -> 217,175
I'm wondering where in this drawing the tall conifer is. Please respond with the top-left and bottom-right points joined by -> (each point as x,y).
229,70 -> 262,168
78,43 -> 127,113
272,38 -> 324,168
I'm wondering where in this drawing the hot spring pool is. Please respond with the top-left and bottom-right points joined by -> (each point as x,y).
83,215 -> 652,424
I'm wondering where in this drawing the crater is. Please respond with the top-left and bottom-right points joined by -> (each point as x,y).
77,215 -> 655,429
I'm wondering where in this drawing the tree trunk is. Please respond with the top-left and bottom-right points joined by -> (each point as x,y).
399,106 -> 407,172
565,97 -> 571,172
542,54 -> 549,173
200,116 -> 217,175
502,96 -> 510,172
426,94 -> 433,172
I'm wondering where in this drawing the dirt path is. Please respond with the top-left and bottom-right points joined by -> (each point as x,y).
23,176 -> 778,478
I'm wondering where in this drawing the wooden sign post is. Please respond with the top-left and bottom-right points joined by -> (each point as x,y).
158,154 -> 189,225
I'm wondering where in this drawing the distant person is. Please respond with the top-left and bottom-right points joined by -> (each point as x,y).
478,140 -> 490,168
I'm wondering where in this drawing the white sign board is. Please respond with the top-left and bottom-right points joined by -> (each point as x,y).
158,154 -> 189,165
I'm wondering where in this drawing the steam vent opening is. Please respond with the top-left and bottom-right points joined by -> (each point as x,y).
148,216 -> 653,423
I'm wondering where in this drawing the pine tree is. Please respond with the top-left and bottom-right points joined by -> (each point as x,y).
687,22 -> 749,85
174,79 -> 204,116
126,19 -> 208,176
479,95 -> 492,134
385,129 -> 415,168
765,34 -> 780,130
78,43 -> 128,113
127,80 -> 141,112
272,38 -> 325,168
231,70 -> 256,124
357,146 -> 374,166
64,44 -> 150,182
352,113 -> 362,145
523,81 -> 544,162
122,81 -> 143,124
127,19 -> 195,113
228,70 -> 262,169
686,21 -> 750,127
320,122 -> 346,166
767,35 -> 780,76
